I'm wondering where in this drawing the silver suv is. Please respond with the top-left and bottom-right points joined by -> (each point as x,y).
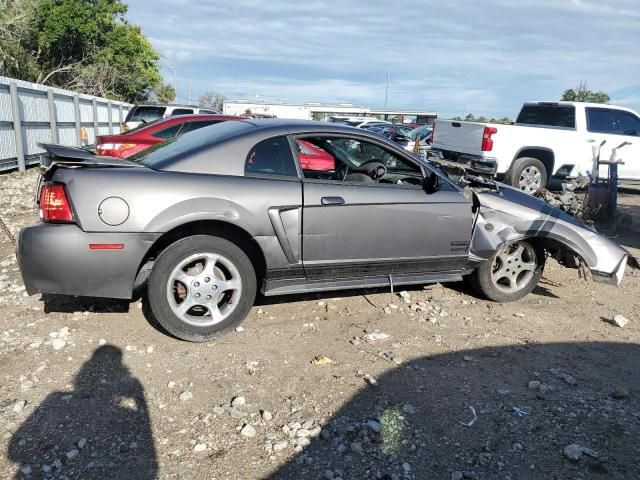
123,104 -> 220,131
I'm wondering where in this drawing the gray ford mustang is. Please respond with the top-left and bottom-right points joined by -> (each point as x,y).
18,119 -> 630,341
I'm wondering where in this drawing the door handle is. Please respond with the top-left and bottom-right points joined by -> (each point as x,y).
321,196 -> 345,206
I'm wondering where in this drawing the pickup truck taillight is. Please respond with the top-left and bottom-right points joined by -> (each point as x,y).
39,184 -> 74,223
481,127 -> 497,152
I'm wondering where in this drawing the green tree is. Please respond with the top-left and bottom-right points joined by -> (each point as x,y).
561,81 -> 610,103
198,91 -> 226,112
0,0 -> 162,102
153,82 -> 176,103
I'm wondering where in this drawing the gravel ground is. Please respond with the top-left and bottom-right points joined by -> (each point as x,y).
1,169 -> 640,480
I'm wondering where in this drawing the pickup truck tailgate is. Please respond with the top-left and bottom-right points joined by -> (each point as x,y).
433,120 -> 486,154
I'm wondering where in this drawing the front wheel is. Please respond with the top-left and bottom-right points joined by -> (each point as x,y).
469,241 -> 544,302
147,235 -> 256,342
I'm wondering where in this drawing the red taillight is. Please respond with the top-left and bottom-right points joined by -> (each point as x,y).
481,126 -> 497,152
96,142 -> 144,158
39,184 -> 74,223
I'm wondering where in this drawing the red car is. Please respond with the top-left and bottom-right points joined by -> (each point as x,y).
296,140 -> 335,171
96,114 -> 241,158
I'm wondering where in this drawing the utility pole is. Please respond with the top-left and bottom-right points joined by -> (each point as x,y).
384,73 -> 390,109
168,66 -> 178,103
186,69 -> 191,105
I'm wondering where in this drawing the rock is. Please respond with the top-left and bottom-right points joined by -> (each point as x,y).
98,338 -> 106,345
324,470 -> 335,479
402,403 -> 416,415
296,428 -> 310,438
611,314 -> 629,328
463,355 -> 473,362
235,326 -> 244,332
399,291 -> 410,299
225,406 -> 245,419
320,429 -> 331,441
41,464 -> 51,473
309,426 -> 322,437
13,400 -> 26,413
350,442 -> 363,454
367,420 -> 381,432
193,443 -> 207,452
146,346 -> 154,353
496,389 -> 511,396
528,380 -> 541,390
66,448 -> 80,460
273,440 -> 288,452
20,465 -> 32,476
611,387 -> 629,399
402,462 -> 412,472
563,443 -> 599,461
261,410 -> 272,421
212,405 -> 225,415
383,307 -> 392,314
451,472 -> 463,480
77,438 -> 87,449
240,424 -> 256,438
167,381 -> 176,389
52,338 -> 66,350
296,437 -> 311,448
178,391 -> 193,401
231,396 -> 246,407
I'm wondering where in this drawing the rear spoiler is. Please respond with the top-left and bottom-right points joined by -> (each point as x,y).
38,143 -> 143,177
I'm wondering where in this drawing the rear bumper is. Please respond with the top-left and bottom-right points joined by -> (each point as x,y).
429,149 -> 498,175
17,223 -> 160,299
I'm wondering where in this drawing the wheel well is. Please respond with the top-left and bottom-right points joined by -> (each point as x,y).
514,149 -> 555,177
135,221 -> 267,289
524,237 -> 583,269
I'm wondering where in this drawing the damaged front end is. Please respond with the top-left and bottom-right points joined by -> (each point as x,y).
462,176 -> 633,286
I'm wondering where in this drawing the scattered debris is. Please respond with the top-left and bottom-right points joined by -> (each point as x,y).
178,391 -> 193,401
610,387 -> 629,399
512,406 -> 529,417
460,406 -> 477,427
362,332 -> 392,344
311,356 -> 333,365
563,443 -> 599,462
609,314 -> 629,328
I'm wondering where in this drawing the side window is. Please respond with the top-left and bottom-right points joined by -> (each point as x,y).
613,111 -> 640,136
245,136 -> 298,177
171,108 -> 194,116
297,136 -> 423,187
587,108 -> 615,134
181,120 -> 221,134
152,123 -> 183,140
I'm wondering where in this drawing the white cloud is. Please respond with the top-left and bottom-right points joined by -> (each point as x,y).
127,0 -> 640,116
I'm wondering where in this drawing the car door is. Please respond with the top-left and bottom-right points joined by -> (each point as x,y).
296,134 -> 474,281
586,107 -> 640,180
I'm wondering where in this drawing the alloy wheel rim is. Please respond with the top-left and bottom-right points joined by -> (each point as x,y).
166,252 -> 242,327
518,166 -> 542,193
490,242 -> 537,294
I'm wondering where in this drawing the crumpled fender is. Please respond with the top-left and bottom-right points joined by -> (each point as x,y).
469,184 -> 629,283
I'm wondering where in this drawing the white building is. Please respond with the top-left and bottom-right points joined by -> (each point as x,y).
223,100 -> 437,125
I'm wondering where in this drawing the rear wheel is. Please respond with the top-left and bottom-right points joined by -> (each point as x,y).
147,235 -> 256,342
508,157 -> 547,193
469,240 -> 544,302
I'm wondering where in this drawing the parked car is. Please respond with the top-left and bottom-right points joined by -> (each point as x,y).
326,116 -> 392,129
296,140 -> 335,171
122,104 -> 220,131
430,101 -> 640,192
404,125 -> 434,152
97,114 -> 241,158
20,120 -> 631,342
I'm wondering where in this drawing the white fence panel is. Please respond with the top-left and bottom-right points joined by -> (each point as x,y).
0,75 -> 132,172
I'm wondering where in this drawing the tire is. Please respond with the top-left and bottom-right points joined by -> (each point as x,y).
147,235 -> 256,342
469,240 -> 544,303
508,157 -> 548,193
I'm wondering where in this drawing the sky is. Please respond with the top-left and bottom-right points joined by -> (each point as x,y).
126,0 -> 640,118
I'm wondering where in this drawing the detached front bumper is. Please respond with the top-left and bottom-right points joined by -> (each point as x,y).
17,223 -> 160,299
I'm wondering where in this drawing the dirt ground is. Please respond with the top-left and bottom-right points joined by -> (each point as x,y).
1,170 -> 640,480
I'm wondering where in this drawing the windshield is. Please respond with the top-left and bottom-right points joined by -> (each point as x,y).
128,120 -> 254,166
408,125 -> 432,140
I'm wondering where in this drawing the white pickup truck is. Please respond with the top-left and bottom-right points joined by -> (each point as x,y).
430,101 -> 640,192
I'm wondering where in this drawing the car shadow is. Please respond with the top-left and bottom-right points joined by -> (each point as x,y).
40,293 -> 132,314
7,345 -> 158,479
265,341 -> 640,480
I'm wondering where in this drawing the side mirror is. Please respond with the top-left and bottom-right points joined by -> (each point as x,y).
424,172 -> 439,194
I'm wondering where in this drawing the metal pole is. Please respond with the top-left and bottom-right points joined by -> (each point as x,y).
118,104 -> 123,132
73,95 -> 82,147
92,98 -> 99,143
187,69 -> 191,105
9,82 -> 26,172
107,101 -> 113,134
47,89 -> 59,144
384,73 -> 389,109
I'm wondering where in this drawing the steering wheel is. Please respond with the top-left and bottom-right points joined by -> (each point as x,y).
355,160 -> 387,180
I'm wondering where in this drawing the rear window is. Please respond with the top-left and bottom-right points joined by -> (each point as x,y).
125,106 -> 166,123
171,108 -> 194,115
516,104 -> 575,128
152,123 -> 183,139
129,120 -> 254,167
245,136 -> 298,177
